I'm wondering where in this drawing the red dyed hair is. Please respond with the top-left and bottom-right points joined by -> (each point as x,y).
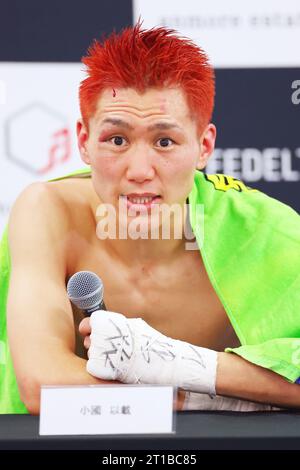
79,23 -> 215,132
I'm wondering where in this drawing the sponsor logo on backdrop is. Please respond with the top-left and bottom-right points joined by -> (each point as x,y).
207,148 -> 300,182
291,80 -> 300,105
159,13 -> 300,31
4,102 -> 71,176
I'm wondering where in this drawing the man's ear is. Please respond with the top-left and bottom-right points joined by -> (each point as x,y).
196,123 -> 217,170
77,119 -> 90,165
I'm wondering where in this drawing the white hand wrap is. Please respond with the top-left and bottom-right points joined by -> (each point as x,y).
87,310 -> 218,396
183,392 -> 282,412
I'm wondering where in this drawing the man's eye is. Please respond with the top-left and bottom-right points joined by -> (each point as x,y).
157,138 -> 174,147
110,136 -> 125,146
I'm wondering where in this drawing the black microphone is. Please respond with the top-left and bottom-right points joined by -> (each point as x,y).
67,271 -> 106,316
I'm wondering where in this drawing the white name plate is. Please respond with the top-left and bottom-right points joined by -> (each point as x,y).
39,385 -> 175,435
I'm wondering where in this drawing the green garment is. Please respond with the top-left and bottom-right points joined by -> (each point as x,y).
189,173 -> 300,385
1,169 -> 300,413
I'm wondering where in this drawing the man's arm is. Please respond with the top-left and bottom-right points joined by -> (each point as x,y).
216,352 -> 300,409
7,182 -> 115,415
79,311 -> 300,410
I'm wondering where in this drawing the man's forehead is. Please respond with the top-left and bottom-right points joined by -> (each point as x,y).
93,86 -> 192,123
98,116 -> 184,132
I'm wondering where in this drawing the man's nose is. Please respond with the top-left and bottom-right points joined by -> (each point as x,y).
125,146 -> 155,182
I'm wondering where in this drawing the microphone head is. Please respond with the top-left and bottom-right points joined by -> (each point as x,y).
67,271 -> 104,312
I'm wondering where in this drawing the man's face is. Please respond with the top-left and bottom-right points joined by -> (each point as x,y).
78,87 -> 215,232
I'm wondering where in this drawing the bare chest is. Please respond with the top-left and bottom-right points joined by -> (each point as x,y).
68,241 -> 240,352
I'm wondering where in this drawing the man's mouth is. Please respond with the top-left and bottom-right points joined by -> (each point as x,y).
119,194 -> 161,208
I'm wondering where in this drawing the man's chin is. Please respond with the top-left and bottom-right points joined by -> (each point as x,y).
118,214 -> 163,240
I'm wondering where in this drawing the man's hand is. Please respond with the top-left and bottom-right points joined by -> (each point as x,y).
79,312 -> 296,412
79,313 -> 187,410
78,316 -> 92,350
79,310 -> 218,395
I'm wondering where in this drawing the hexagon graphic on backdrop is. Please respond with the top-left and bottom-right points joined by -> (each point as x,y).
4,102 -> 71,175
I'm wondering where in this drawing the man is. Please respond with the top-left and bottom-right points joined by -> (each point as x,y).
1,24 -> 300,415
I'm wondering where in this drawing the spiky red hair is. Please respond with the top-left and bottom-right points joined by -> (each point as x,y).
79,23 -> 215,132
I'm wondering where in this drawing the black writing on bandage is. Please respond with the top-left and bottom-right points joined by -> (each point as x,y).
141,336 -> 176,363
182,345 -> 207,369
103,320 -> 133,370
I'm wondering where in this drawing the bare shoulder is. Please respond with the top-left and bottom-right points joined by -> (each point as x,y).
8,177 -> 97,276
9,177 -> 94,233
44,176 -> 96,211
8,180 -> 71,242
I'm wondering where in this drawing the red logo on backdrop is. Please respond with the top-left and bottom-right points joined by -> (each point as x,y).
38,127 -> 71,175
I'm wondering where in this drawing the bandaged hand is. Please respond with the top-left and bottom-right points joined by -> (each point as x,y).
80,310 -> 218,396
183,391 -> 282,412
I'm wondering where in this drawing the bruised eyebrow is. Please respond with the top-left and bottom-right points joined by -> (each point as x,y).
100,118 -> 183,132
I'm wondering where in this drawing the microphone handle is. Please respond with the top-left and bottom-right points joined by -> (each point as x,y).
85,299 -> 107,316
